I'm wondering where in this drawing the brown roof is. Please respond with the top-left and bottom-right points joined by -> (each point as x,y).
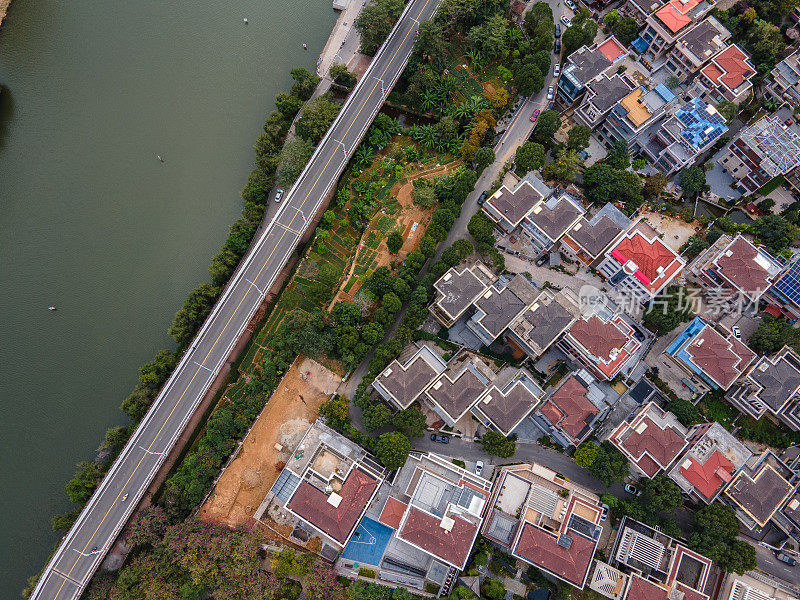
435,267 -> 487,320
426,367 -> 487,422
287,467 -> 378,544
514,523 -> 596,587
626,576 -> 669,600
685,326 -> 755,390
379,496 -> 408,530
487,182 -> 544,227
375,356 -> 437,408
619,417 -> 687,476
543,375 -> 598,442
527,196 -> 583,241
567,215 -> 625,257
714,236 -> 773,298
479,381 -> 541,436
727,464 -> 794,527
569,316 -> 629,361
399,506 -> 478,568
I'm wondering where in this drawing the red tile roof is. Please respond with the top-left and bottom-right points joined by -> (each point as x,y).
676,583 -> 710,600
705,44 -> 755,92
615,416 -> 687,476
378,496 -> 408,530
514,523 -> 596,587
399,507 -> 478,568
685,326 -> 755,389
567,315 -> 639,379
598,37 -> 627,61
714,236 -> 773,298
679,449 -> 735,500
544,376 -> 599,442
610,230 -> 682,294
626,576 -> 669,600
287,467 -> 378,544
655,4 -> 692,32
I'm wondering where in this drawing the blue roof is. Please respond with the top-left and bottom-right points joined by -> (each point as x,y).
631,36 -> 649,53
773,260 -> 800,307
675,97 -> 728,151
654,84 -> 676,102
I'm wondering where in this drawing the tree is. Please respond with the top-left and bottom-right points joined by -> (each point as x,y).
515,62 -> 544,96
356,0 -> 405,55
583,163 -> 643,212
169,283 -> 220,346
413,181 -> 436,208
452,238 -> 474,260
680,166 -> 708,197
319,394 -> 351,431
533,109 -> 560,143
375,432 -> 411,469
745,19 -> 785,65
680,235 -> 710,259
532,49 -> 552,76
305,560 -> 345,600
290,67 -> 320,101
128,505 -> 170,548
575,442 -> 599,468
468,212 -> 496,245
603,140 -> 630,169
612,16 -> 639,45
567,124 -> 592,150
515,141 -> 546,174
414,20 -> 446,65
392,407 -> 427,438
639,475 -> 683,514
363,403 -> 393,431
329,63 -> 357,89
753,214 -> 798,254
474,146 -> 495,173
296,94 -> 340,144
588,441 -> 629,486
468,13 -> 508,59
717,100 -> 739,124
723,539 -> 758,575
643,286 -> 694,335
665,398 -> 704,427
644,172 -> 668,199
541,147 -> 583,182
603,9 -> 620,26
275,92 -> 303,118
689,503 -> 756,573
276,138 -> 315,188
387,231 -> 404,254
524,2 -> 555,40
749,314 -> 797,354
382,292 -> 402,313
562,9 -> 598,57
481,579 -> 506,600
481,430 -> 517,458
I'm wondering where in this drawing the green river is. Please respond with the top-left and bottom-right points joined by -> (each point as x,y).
0,0 -> 335,595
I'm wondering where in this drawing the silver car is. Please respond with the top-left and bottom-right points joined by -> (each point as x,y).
547,86 -> 554,100
274,188 -> 284,203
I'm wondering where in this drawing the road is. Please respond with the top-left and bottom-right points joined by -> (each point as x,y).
29,2 -> 439,599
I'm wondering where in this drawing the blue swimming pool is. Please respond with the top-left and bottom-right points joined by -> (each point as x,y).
342,517 -> 393,566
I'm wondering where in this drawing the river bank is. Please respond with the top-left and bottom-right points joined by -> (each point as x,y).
0,0 -> 10,29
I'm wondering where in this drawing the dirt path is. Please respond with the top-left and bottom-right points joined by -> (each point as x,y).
198,356 -> 341,527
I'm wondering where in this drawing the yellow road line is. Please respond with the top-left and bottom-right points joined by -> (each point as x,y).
52,2 -> 430,596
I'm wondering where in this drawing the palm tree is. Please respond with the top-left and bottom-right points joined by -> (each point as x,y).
452,102 -> 471,120
420,91 -> 436,113
408,125 -> 424,141
420,125 -> 438,148
466,50 -> 483,68
354,145 -> 374,169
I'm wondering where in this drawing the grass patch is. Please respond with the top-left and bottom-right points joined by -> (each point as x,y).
756,175 -> 785,197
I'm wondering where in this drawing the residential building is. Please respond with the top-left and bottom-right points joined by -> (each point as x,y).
336,452 -> 492,591
557,37 -> 628,107
608,401 -> 689,478
766,258 -> 800,322
776,480 -> 800,544
632,0 -> 717,63
689,43 -> 756,104
573,73 -> 638,129
665,316 -> 756,392
519,190 -> 585,255
668,422 -> 752,503
559,294 -> 644,381
429,261 -> 495,328
505,288 -> 581,359
373,344 -> 448,411
664,16 -> 730,81
561,203 -> 631,267
688,234 -> 785,304
533,370 -> 612,447
633,96 -> 728,175
611,517 -> 714,599
719,572 -> 800,600
766,47 -> 800,106
598,84 -> 678,149
470,369 -> 547,436
728,346 -> 800,431
482,462 -> 603,589
467,274 -> 540,346
482,176 -> 553,234
588,562 -> 629,599
718,106 -> 800,195
724,451 -> 795,531
596,218 -> 685,304
255,420 -> 385,559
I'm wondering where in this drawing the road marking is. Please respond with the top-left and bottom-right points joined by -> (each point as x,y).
274,222 -> 304,237
245,278 -> 266,296
52,570 -> 82,587
193,361 -> 213,373
49,2 -> 432,597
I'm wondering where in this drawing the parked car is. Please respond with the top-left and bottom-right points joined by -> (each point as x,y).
554,38 -> 561,54
561,15 -> 572,27
601,503 -> 610,521
565,0 -> 577,11
777,552 -> 797,566
478,190 -> 489,205
530,108 -> 541,122
554,23 -> 561,38
554,63 -> 560,76
732,325 -> 741,339
625,483 -> 641,496
430,433 -> 450,444
274,188 -> 285,203
547,86 -> 554,101
475,460 -> 484,476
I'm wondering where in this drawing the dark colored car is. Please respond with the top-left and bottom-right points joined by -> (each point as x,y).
477,190 -> 489,205
777,552 -> 797,566
554,23 -> 561,38
554,38 -> 561,54
430,433 -> 450,444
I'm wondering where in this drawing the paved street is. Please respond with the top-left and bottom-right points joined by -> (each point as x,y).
30,2 -> 440,599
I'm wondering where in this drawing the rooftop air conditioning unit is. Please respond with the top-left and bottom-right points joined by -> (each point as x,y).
440,516 -> 455,532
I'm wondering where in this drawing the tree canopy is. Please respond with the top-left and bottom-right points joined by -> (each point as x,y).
375,432 -> 411,469
643,286 -> 694,335
689,503 -> 757,574
356,0 -> 405,55
514,141 -> 546,174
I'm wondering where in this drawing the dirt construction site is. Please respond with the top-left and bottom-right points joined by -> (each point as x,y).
198,356 -> 342,528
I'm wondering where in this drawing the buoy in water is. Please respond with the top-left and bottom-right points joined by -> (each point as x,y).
48,306 -> 57,311
303,43 -> 308,50
243,17 -> 248,23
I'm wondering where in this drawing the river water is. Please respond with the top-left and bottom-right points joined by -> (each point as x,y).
0,1 -> 335,595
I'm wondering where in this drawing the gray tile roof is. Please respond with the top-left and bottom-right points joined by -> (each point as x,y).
487,181 -> 545,227
568,46 -> 613,86
426,367 -> 487,422
375,356 -> 439,408
528,195 -> 583,241
750,355 -> 800,412
515,300 -> 575,351
727,464 -> 794,527
474,285 -> 528,340
478,380 -> 542,436
586,75 -> 635,113
434,267 -> 487,320
567,215 -> 625,258
677,18 -> 727,62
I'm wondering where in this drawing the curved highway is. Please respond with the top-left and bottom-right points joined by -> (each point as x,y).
30,1 -> 438,598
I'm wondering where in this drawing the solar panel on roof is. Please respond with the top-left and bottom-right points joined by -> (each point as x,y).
774,261 -> 800,305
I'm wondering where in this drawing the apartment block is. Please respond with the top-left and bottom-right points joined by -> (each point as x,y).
718,107 -> 800,195
663,16 -> 730,81
767,47 -> 800,106
557,37 -> 628,107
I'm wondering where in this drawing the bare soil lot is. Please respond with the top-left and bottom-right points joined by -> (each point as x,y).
199,356 -> 341,527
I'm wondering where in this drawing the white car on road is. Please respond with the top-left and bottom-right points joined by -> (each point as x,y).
554,63 -> 560,76
547,86 -> 554,100
561,15 -> 572,27
565,0 -> 577,11
274,188 -> 285,203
